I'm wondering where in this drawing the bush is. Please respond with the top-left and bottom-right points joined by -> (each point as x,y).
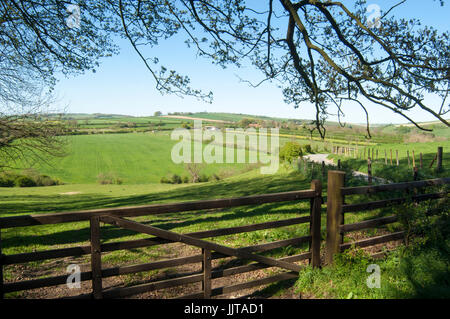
1,170 -> 62,187
0,176 -> 15,187
303,144 -> 313,154
170,174 -> 183,184
280,141 -> 303,163
198,174 -> 210,183
160,176 -> 170,184
15,176 -> 37,187
160,174 -> 185,184
97,173 -> 123,185
34,174 -> 61,186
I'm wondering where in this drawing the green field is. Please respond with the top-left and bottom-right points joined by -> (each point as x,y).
1,113 -> 449,299
2,162 -> 448,299
14,132 -> 266,184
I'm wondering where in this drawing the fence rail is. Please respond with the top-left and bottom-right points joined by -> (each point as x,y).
326,171 -> 449,263
0,189 -> 316,229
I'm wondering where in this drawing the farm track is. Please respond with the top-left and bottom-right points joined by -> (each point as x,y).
303,154 -> 390,183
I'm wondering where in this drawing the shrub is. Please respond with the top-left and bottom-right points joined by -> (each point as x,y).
160,176 -> 170,184
15,176 -> 37,187
160,174 -> 185,184
0,176 -> 15,187
170,174 -> 182,184
34,174 -> 61,186
198,174 -> 210,183
303,144 -> 313,154
97,173 -> 122,185
280,141 -> 303,163
1,170 -> 62,187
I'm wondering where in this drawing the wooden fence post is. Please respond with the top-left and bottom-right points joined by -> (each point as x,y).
322,161 -> 325,180
310,180 -> 322,268
412,150 -> 416,168
390,149 -> 393,166
413,167 -> 419,181
325,171 -> 345,265
384,150 -> 387,165
90,217 -> 103,299
368,157 -> 372,185
202,249 -> 212,299
407,150 -> 410,167
396,150 -> 399,166
437,147 -> 443,172
420,153 -> 423,169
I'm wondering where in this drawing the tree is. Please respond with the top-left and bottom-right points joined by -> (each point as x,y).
0,112 -> 67,170
238,118 -> 253,128
0,62 -> 67,169
154,111 -> 162,117
279,141 -> 303,162
1,0 -> 449,141
302,123 -> 317,140
185,163 -> 205,183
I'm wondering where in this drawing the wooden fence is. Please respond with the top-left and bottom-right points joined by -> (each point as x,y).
332,146 -> 443,171
0,180 -> 322,299
325,171 -> 450,263
1,172 -> 449,299
332,146 -> 444,183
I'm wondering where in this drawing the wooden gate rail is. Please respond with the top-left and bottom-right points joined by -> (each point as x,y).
97,215 -> 308,299
0,181 -> 322,299
0,189 -> 316,229
2,237 -> 311,294
326,172 -> 449,264
100,216 -> 303,273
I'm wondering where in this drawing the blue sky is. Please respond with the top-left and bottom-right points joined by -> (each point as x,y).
53,1 -> 449,124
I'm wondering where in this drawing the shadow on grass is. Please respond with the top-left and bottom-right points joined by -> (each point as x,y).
0,170 -> 313,216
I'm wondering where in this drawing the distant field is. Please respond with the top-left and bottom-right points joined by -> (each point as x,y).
13,132 -> 267,184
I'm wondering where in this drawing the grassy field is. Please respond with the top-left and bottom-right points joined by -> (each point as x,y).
2,162 -> 448,299
11,132 -> 265,184
1,113 -> 449,299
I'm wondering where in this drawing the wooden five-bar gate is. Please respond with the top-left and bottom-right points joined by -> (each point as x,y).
0,180 -> 322,299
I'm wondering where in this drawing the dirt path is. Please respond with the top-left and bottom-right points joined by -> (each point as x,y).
303,154 -> 390,183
